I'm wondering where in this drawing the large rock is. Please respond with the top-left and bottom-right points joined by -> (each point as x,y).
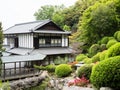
10,71 -> 49,90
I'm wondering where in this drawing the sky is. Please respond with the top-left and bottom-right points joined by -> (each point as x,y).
0,0 -> 77,30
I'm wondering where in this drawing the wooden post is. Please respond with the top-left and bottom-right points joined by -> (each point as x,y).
14,62 -> 16,75
3,63 -> 5,80
19,62 -> 21,75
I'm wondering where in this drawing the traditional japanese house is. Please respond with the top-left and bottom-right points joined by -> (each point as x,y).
1,19 -> 73,80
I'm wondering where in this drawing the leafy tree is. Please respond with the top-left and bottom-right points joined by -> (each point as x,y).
34,5 -> 65,20
63,25 -> 70,31
52,12 -> 65,28
0,22 -> 3,74
78,1 -> 119,50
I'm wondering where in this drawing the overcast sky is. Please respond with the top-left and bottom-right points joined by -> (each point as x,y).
0,0 -> 77,30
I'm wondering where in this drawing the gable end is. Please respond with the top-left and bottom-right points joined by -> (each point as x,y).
36,21 -> 64,31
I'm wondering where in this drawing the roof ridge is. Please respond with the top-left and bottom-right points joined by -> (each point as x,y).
15,19 -> 50,26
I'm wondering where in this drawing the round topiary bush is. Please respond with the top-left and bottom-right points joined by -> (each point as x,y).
88,44 -> 100,57
106,43 -> 120,58
100,50 -> 107,61
76,54 -> 88,62
106,39 -> 118,49
77,64 -> 93,79
90,56 -> 120,89
91,52 -> 101,63
83,58 -> 92,64
100,36 -> 109,44
55,64 -> 72,77
114,31 -> 120,41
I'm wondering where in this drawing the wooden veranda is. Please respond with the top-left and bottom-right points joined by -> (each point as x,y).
1,54 -> 46,81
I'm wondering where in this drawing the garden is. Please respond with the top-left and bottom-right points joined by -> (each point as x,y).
26,30 -> 120,90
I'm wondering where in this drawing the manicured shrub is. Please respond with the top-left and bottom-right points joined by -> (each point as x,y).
76,54 -> 88,62
100,50 -> 107,61
100,44 -> 106,51
106,39 -> 118,48
108,36 -> 115,40
114,31 -> 120,41
77,64 -> 93,79
90,56 -> 120,89
106,42 -> 120,58
100,36 -> 109,44
88,44 -> 100,57
83,58 -> 92,64
91,52 -> 101,63
55,64 -> 72,77
45,64 -> 56,72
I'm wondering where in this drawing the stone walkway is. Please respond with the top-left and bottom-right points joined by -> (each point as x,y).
63,86 -> 94,90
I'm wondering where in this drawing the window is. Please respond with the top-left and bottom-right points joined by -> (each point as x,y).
39,35 -> 62,47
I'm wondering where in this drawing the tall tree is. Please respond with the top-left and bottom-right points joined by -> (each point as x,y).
34,5 -> 65,20
78,0 -> 119,51
0,22 -> 3,74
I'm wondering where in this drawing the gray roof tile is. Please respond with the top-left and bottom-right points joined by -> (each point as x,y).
4,19 -> 51,34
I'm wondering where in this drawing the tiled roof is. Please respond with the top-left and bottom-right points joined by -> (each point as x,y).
34,30 -> 70,34
7,48 -> 33,55
4,47 -> 73,55
30,47 -> 73,55
2,54 -> 46,63
3,19 -> 51,34
3,19 -> 69,34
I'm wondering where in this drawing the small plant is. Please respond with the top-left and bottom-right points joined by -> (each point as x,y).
34,64 -> 56,72
77,64 -> 93,79
68,75 -> 89,87
0,81 -> 10,90
54,56 -> 68,65
55,64 -> 72,77
45,64 -> 56,72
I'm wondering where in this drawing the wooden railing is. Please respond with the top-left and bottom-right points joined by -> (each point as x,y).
0,67 -> 40,81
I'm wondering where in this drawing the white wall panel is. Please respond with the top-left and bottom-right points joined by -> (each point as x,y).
18,34 -> 33,48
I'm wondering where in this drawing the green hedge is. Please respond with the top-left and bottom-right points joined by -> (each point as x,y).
91,52 -> 101,63
100,36 -> 109,44
114,31 -> 120,41
106,39 -> 118,49
55,64 -> 72,77
77,64 -> 93,79
100,44 -> 106,51
83,58 -> 92,64
90,56 -> 120,89
88,44 -> 100,57
100,50 -> 107,61
76,54 -> 88,62
106,43 -> 120,58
